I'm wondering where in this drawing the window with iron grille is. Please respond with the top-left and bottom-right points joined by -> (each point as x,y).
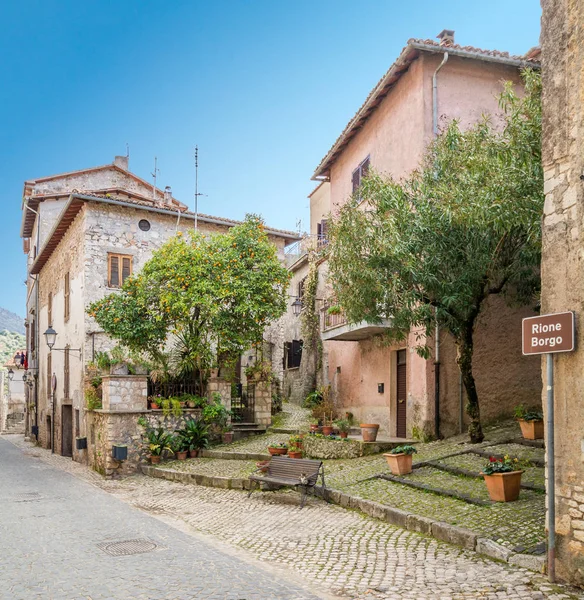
352,156 -> 371,196
108,254 -> 133,288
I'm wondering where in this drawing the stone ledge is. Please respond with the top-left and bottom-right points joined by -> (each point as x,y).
201,449 -> 269,461
476,537 -> 514,562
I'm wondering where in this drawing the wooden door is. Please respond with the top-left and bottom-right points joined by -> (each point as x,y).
61,405 -> 73,457
396,350 -> 407,438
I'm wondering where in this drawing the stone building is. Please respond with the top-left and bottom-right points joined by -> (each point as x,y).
0,352 -> 26,433
540,0 -> 584,585
20,156 -> 298,469
282,31 -> 543,439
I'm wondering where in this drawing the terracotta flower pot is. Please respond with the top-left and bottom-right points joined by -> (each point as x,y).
322,426 -> 334,436
256,460 -> 269,473
383,452 -> 413,475
268,447 -> 287,456
288,451 -> 303,459
189,449 -> 199,458
150,455 -> 161,464
176,451 -> 188,460
340,432 -> 348,439
518,419 -> 544,440
222,432 -> 234,444
310,424 -> 320,432
482,470 -> 523,502
360,423 -> 380,442
150,403 -> 160,410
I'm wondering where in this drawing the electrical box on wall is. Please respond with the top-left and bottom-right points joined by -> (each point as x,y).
378,383 -> 384,394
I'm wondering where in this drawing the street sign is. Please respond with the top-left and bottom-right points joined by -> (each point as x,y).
522,311 -> 575,355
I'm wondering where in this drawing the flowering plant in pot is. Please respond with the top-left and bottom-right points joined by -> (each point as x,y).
148,394 -> 162,410
481,455 -> 523,502
288,444 -> 303,459
514,404 -> 544,440
289,434 -> 304,449
383,445 -> 417,475
267,442 -> 288,456
334,419 -> 351,439
145,427 -> 174,464
309,418 -> 320,433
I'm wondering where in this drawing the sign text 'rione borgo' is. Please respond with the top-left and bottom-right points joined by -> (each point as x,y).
522,311 -> 575,355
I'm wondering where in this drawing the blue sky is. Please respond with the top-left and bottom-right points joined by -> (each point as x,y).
0,0 -> 541,317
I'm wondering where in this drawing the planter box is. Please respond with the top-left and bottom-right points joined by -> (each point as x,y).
518,419 -> 544,440
112,445 -> 128,461
268,447 -> 287,456
383,452 -> 413,475
482,470 -> 523,502
76,437 -> 87,450
288,451 -> 303,459
360,423 -> 380,442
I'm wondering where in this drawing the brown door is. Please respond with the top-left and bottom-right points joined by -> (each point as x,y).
61,405 -> 73,457
396,350 -> 407,438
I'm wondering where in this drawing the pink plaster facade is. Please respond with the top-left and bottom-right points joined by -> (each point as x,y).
310,43 -> 541,439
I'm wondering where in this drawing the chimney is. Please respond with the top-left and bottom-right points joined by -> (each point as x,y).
163,186 -> 172,205
113,155 -> 129,171
437,29 -> 455,47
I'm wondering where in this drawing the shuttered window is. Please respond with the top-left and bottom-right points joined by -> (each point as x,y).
48,292 -> 53,326
108,254 -> 133,288
64,346 -> 70,399
352,156 -> 371,196
64,273 -> 70,322
317,219 -> 329,246
285,339 -> 303,369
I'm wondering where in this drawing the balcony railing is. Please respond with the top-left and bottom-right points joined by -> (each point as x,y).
284,234 -> 328,266
320,300 -> 393,342
321,303 -> 348,332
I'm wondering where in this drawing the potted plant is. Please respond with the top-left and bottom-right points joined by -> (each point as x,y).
256,460 -> 270,473
112,444 -> 128,461
289,434 -> 303,449
149,395 -> 162,410
383,445 -> 417,475
514,404 -> 544,440
145,426 -> 174,464
222,425 -> 234,444
334,419 -> 351,439
176,418 -> 210,457
161,397 -> 182,418
172,435 -> 188,460
267,442 -> 288,456
322,421 -> 334,436
481,455 -> 523,502
76,436 -> 87,450
360,423 -> 380,442
288,444 -> 303,459
309,418 -> 320,433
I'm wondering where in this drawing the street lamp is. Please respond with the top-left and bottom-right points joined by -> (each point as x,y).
7,368 -> 14,381
291,297 -> 303,317
22,372 -> 27,383
44,326 -> 57,350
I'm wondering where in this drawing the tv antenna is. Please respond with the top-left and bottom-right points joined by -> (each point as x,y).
126,143 -> 130,158
194,146 -> 206,229
296,219 -> 302,234
151,157 -> 159,201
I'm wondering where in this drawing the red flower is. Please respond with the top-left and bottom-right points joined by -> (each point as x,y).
489,457 -> 496,462
498,458 -> 503,462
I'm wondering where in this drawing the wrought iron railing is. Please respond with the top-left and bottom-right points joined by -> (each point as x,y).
147,380 -> 203,399
231,383 -> 255,423
320,301 -> 348,332
284,234 -> 328,265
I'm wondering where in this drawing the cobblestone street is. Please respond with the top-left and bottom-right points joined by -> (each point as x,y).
3,434 -> 584,600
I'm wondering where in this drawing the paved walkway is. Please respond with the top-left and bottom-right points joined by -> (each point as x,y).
0,436 -> 323,600
3,434 -> 582,600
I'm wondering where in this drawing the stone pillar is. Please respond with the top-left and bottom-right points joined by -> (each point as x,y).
207,377 -> 231,413
253,380 -> 272,426
541,0 -> 584,585
101,375 -> 148,411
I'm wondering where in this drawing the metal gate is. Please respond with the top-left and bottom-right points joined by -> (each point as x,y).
396,349 -> 407,438
231,383 -> 255,423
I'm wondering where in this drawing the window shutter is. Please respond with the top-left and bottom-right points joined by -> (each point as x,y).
64,273 -> 70,322
291,339 -> 303,369
352,169 -> 360,194
47,353 -> 52,401
320,219 -> 328,242
122,257 -> 132,283
109,256 -> 119,287
317,222 -> 322,238
361,157 -> 370,178
64,347 -> 70,399
48,292 -> 52,327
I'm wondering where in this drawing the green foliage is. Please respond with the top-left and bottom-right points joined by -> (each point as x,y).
514,404 -> 543,421
88,215 -> 291,389
137,416 -> 149,428
268,442 -> 288,449
144,426 -> 174,456
94,351 -> 112,371
303,389 -> 323,409
85,387 -> 102,410
300,259 -> 323,372
160,397 -> 182,417
0,330 -> 25,367
201,397 -> 231,430
333,418 -> 351,433
176,418 -> 210,451
389,445 -> 418,455
327,70 -> 542,443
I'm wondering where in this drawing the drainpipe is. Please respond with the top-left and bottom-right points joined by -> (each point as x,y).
432,52 -> 448,439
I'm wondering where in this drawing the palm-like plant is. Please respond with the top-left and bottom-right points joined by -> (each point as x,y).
146,426 -> 174,456
176,418 -> 210,451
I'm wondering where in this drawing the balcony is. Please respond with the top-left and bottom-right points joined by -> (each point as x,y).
321,304 -> 393,342
283,234 -> 328,267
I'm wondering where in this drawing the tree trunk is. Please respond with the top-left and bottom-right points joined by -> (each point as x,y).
456,326 -> 484,444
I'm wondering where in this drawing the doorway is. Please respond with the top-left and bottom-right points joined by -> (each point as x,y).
396,349 -> 407,438
61,405 -> 73,457
46,416 -> 52,450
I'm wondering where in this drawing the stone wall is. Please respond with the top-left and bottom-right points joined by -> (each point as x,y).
101,375 -> 148,411
540,0 -> 584,585
253,380 -> 272,426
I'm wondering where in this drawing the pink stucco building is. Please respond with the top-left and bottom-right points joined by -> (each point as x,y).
283,31 -> 543,439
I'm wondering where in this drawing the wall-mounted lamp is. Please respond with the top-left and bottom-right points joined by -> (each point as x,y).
43,327 -> 81,356
291,297 -> 303,317
7,368 -> 14,381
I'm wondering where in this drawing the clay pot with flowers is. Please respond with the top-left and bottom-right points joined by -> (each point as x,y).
481,455 -> 523,502
267,442 -> 288,456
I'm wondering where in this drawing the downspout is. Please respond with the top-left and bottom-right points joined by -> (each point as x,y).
432,52 -> 448,439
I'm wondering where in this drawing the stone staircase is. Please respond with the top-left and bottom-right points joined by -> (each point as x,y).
2,413 -> 25,435
232,422 -> 266,441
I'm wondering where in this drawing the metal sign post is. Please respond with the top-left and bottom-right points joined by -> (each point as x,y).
522,311 -> 575,583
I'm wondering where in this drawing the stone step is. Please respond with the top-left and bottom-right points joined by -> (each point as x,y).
233,423 -> 263,429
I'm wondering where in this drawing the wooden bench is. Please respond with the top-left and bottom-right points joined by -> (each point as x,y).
248,456 -> 326,508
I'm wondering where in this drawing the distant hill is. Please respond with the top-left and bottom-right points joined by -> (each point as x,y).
0,330 -> 26,368
0,307 -> 24,335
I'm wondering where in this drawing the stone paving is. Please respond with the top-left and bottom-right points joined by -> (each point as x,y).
3,433 -> 583,600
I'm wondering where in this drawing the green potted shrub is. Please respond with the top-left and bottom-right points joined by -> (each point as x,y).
172,435 -> 188,460
334,419 -> 351,439
222,424 -> 234,444
481,455 -> 523,502
176,418 -> 210,457
267,442 -> 288,456
161,397 -> 182,417
145,426 -> 174,464
383,445 -> 417,475
309,418 -> 320,433
514,404 -> 544,440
